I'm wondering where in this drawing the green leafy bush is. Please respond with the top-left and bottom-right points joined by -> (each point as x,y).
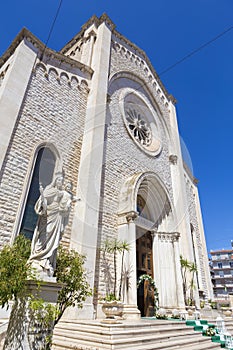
0,237 -> 91,349
0,236 -> 91,325
54,246 -> 92,325
0,235 -> 31,308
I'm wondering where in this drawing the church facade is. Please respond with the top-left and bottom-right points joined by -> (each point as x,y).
0,14 -> 213,319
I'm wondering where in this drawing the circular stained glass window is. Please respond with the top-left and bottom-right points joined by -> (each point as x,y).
120,89 -> 162,156
126,109 -> 152,147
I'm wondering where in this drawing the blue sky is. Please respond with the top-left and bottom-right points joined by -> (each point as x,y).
0,0 -> 232,252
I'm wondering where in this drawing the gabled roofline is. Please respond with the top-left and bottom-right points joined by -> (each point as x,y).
0,27 -> 93,76
183,161 -> 199,185
60,13 -> 115,55
112,28 -> 174,102
60,13 -> 175,103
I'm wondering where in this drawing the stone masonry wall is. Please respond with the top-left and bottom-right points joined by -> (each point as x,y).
96,39 -> 175,295
184,173 -> 208,295
0,63 -> 89,249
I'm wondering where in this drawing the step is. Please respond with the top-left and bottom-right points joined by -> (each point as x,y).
52,325 -> 220,350
54,321 -> 193,339
53,331 -> 203,349
53,321 -> 198,343
169,339 -> 222,350
52,335 -> 221,350
52,319 -> 225,350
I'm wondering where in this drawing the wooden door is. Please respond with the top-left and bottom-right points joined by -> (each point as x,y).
136,231 -> 154,317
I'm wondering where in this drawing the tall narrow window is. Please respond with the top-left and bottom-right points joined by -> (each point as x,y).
20,147 -> 56,240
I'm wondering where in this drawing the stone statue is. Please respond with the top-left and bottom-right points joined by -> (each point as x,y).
28,175 -> 75,278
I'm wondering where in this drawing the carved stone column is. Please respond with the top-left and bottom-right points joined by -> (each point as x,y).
171,233 -> 186,309
152,231 -> 185,309
118,211 -> 141,319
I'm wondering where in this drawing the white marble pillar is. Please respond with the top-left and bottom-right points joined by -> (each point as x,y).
118,211 -> 140,319
0,40 -> 37,173
70,20 -> 112,319
152,231 -> 185,310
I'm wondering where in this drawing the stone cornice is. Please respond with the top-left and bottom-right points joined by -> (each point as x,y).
183,161 -> 199,185
59,14 -> 176,105
153,231 -> 181,242
0,28 -> 93,77
61,13 -> 116,55
112,30 -> 173,104
117,211 -> 139,225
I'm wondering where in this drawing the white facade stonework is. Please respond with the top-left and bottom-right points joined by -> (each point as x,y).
0,14 -> 213,320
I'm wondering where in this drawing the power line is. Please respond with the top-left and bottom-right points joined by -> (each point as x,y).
40,0 -> 63,61
113,24 -> 233,108
76,23 -> 233,134
159,25 -> 233,76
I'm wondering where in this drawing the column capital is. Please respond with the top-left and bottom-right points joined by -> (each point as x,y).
153,231 -> 180,242
117,211 -> 138,225
126,211 -> 138,223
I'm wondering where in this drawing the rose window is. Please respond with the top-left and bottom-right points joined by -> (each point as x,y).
126,109 -> 152,146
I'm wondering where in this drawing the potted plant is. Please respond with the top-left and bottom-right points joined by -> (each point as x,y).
100,293 -> 123,320
100,239 -> 129,319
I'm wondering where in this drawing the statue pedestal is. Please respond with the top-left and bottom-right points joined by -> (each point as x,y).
3,279 -> 62,350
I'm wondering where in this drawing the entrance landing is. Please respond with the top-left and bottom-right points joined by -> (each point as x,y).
52,318 -> 221,349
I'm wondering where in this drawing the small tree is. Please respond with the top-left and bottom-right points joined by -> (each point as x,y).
189,262 -> 197,305
118,240 -> 130,300
0,235 -> 31,308
180,255 -> 190,304
102,238 -> 129,300
180,255 -> 197,306
54,246 -> 92,325
0,236 -> 91,348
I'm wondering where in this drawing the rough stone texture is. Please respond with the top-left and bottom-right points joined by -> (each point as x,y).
0,63 -> 88,249
95,39 -> 175,295
184,172 -> 208,295
0,17 -> 213,313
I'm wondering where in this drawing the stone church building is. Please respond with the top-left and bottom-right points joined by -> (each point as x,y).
0,14 -> 213,320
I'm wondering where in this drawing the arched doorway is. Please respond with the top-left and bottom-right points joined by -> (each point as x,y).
135,177 -> 172,316
118,171 -> 185,317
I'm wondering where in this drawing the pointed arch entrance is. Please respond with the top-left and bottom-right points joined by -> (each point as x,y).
118,172 -> 185,318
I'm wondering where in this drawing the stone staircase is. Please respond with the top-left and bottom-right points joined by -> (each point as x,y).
52,319 -> 223,350
225,320 -> 233,334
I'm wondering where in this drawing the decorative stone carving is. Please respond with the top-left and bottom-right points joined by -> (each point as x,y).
126,109 -> 152,146
111,39 -> 171,109
126,210 -> 138,223
0,64 -> 9,87
169,154 -> 178,165
28,174 -> 75,279
155,232 -> 180,243
119,88 -> 162,156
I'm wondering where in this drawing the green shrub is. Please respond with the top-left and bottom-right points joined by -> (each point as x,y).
0,235 -> 31,308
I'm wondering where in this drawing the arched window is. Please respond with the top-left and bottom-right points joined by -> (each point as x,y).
20,147 -> 56,240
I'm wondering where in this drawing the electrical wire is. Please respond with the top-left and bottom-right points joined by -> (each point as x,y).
40,0 -> 63,61
109,24 -> 233,109
159,25 -> 233,76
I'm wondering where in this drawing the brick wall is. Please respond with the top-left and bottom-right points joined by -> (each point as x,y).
95,40 -> 174,294
0,63 -> 89,248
